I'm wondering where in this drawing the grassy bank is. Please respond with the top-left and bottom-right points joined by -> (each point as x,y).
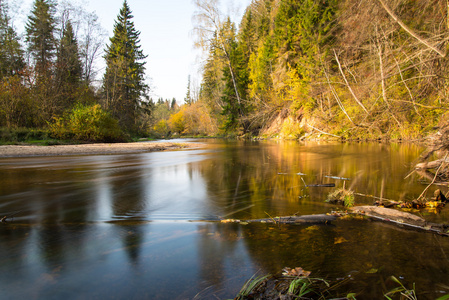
0,127 -> 59,145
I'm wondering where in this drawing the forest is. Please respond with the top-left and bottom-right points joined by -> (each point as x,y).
191,0 -> 449,140
0,0 -> 155,142
1,0 -> 449,142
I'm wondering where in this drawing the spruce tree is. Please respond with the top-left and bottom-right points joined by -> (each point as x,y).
103,0 -> 148,131
184,75 -> 192,105
25,0 -> 56,77
238,9 -> 256,60
220,19 -> 248,131
55,20 -> 82,108
171,98 -> 177,110
0,0 -> 24,78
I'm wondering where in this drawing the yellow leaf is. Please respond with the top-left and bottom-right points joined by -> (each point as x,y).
334,237 -> 349,244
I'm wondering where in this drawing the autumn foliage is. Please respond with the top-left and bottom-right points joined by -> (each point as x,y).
48,104 -> 125,142
168,102 -> 219,136
192,0 -> 449,140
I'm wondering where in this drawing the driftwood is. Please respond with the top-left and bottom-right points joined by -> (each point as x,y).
247,214 -> 339,224
0,211 -> 20,223
221,206 -> 449,236
350,206 -> 427,227
221,214 -> 339,225
350,206 -> 448,235
415,159 -> 449,170
306,183 -> 336,187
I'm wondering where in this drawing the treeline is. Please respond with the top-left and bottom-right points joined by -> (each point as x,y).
3,0 -> 448,142
0,0 -> 160,142
189,0 -> 449,140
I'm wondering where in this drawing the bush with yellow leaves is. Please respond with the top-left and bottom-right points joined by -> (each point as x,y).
168,102 -> 219,136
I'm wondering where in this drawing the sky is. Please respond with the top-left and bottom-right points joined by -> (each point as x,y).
14,0 -> 252,104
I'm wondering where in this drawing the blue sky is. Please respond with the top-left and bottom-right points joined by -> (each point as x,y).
16,0 -> 251,104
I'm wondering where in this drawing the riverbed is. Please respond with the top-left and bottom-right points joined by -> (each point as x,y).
0,139 -> 448,299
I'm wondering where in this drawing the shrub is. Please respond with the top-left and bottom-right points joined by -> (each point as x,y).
49,104 -> 125,142
168,110 -> 185,134
181,102 -> 219,136
280,117 -> 304,139
152,119 -> 170,138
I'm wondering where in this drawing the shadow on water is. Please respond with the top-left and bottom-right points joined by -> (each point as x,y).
0,140 -> 449,299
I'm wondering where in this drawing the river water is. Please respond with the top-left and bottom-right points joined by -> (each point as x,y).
1,140 -> 449,299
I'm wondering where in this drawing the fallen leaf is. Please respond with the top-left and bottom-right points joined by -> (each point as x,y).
282,267 -> 311,277
334,237 -> 349,244
221,219 -> 238,223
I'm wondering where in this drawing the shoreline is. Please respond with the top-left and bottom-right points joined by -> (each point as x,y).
0,142 -> 197,158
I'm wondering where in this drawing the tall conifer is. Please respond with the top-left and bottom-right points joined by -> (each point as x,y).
56,20 -> 82,108
185,75 -> 192,105
102,0 -> 148,131
0,0 -> 24,78
25,0 -> 56,77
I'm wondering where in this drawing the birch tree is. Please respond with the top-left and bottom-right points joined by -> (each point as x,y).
193,0 -> 246,130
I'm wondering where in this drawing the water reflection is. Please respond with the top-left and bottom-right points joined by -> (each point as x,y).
0,141 -> 448,299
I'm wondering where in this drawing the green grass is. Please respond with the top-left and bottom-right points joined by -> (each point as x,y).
0,127 -> 50,144
327,188 -> 355,207
234,274 -> 271,300
384,276 -> 417,300
233,272 -> 449,299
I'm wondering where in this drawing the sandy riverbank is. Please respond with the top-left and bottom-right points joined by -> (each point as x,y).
0,142 -> 196,158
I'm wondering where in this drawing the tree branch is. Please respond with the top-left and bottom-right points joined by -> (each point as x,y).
333,49 -> 369,114
377,0 -> 446,58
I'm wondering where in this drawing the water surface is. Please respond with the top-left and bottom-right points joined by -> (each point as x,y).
1,140 -> 448,299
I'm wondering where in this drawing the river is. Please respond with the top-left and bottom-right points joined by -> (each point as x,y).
0,140 -> 448,299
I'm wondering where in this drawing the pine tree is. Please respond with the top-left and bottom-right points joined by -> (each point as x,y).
0,0 -> 24,78
55,20 -> 82,108
25,0 -> 56,77
171,98 -> 177,110
102,0 -> 148,131
184,75 -> 192,105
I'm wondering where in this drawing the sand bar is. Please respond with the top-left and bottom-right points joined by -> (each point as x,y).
0,142 -> 196,158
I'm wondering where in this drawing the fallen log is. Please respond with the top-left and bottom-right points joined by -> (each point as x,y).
220,206 -> 449,236
350,206 -> 427,227
415,158 -> 449,170
306,183 -> 336,187
248,214 -> 339,224
350,206 -> 448,235
221,214 -> 339,225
